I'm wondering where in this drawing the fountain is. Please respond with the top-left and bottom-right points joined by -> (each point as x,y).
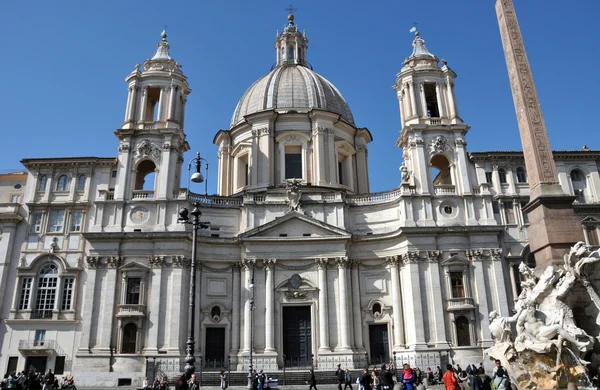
486,243 -> 600,389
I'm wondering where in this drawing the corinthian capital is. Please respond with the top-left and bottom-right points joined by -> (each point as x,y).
335,256 -> 350,269
241,257 -> 256,269
264,258 -> 277,269
385,255 -> 400,267
315,258 -> 329,269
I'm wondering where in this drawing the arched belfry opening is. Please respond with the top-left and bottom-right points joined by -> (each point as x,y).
135,160 -> 157,191
431,154 -> 452,185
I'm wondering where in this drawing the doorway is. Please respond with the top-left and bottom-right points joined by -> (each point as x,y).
25,356 -> 47,374
205,328 -> 226,367
369,324 -> 390,365
283,306 -> 312,366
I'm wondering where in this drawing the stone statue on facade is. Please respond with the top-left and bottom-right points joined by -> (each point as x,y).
400,163 -> 410,184
486,243 -> 600,389
286,179 -> 303,213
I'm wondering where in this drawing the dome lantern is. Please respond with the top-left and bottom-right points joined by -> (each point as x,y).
275,9 -> 308,67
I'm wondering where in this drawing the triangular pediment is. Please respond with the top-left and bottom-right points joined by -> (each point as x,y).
119,261 -> 150,271
441,254 -> 470,268
582,215 -> 600,225
240,211 -> 351,239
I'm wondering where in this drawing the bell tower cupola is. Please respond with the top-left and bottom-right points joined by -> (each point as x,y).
275,9 -> 309,67
394,29 -> 474,202
113,30 -> 191,204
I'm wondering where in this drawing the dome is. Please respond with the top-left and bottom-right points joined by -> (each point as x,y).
231,64 -> 355,127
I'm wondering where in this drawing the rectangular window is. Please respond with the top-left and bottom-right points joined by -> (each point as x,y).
48,210 -> 65,233
450,272 -> 465,298
504,202 -> 516,224
18,277 -> 33,310
285,146 -> 302,179
126,278 -> 141,305
492,201 -> 500,215
10,194 -> 21,203
34,330 -> 46,346
70,211 -> 83,232
424,83 -> 440,117
6,357 -> 18,377
485,172 -> 493,185
61,277 -> 74,311
338,161 -> 344,186
31,212 -> 43,233
145,87 -> 161,122
112,170 -> 117,178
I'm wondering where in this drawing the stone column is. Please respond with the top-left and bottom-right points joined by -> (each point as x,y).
446,80 -> 456,119
336,257 -> 351,350
316,258 -> 330,351
231,263 -> 241,354
125,87 -> 134,123
146,258 -> 162,353
350,259 -> 364,350
435,83 -> 445,117
408,81 -> 417,118
468,250 -> 492,344
139,87 -> 148,122
97,259 -> 121,352
386,256 -> 404,348
264,259 -> 276,353
425,251 -> 448,347
327,129 -> 336,185
242,258 -> 255,352
419,82 -> 427,117
355,144 -> 369,194
168,84 -> 177,121
250,131 -> 259,188
400,252 -> 426,348
312,127 -> 327,186
77,259 -> 97,353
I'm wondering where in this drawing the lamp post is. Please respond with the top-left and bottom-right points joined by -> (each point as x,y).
179,152 -> 210,377
247,267 -> 255,390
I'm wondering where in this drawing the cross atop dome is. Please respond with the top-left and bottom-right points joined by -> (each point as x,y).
285,4 -> 297,25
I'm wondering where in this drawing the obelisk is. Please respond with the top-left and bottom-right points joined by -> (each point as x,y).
495,0 -> 583,266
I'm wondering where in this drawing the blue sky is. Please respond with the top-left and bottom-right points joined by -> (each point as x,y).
1,1 -> 599,193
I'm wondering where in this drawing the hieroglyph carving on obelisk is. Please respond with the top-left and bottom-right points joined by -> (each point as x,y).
495,0 -> 559,191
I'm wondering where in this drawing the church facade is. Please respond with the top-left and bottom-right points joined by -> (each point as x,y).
1,14 -> 599,386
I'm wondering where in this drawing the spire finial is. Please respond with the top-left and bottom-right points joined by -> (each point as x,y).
285,4 -> 297,24
409,22 -> 419,37
161,25 -> 168,41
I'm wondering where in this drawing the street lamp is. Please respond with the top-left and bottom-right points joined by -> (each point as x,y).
187,152 -> 209,195
247,267 -> 255,390
179,153 -> 210,377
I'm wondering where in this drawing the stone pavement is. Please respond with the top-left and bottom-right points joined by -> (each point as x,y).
80,385 -> 447,390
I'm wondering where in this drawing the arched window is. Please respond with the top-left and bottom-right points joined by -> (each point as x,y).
34,263 -> 58,319
455,316 -> 471,346
39,175 -> 47,192
134,160 -> 156,191
288,46 -> 295,63
122,323 -> 137,354
77,175 -> 86,191
498,168 -> 507,184
516,167 -> 527,183
431,155 -> 452,185
56,175 -> 68,191
570,169 -> 588,202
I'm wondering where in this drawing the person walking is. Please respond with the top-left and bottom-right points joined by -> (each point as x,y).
187,374 -> 198,390
257,370 -> 266,390
308,369 -> 317,390
343,369 -> 353,390
219,370 -> 227,390
443,365 -> 459,390
335,365 -> 344,390
359,369 -> 371,390
491,360 -> 509,390
42,370 -> 54,390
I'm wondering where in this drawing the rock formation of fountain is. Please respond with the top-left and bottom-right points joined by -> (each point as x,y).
486,242 -> 600,389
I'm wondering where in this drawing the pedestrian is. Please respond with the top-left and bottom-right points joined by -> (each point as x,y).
343,369 -> 352,390
335,365 -> 344,390
42,370 -> 54,390
401,364 -> 415,390
380,365 -> 393,390
220,370 -> 227,390
257,370 -> 266,390
359,368 -> 371,390
251,370 -> 258,390
491,360 -> 509,390
426,368 -> 434,386
308,369 -> 317,390
372,369 -> 381,390
443,365 -> 459,390
187,374 -> 198,390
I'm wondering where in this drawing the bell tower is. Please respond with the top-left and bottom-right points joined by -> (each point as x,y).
394,30 -> 475,217
113,30 -> 191,202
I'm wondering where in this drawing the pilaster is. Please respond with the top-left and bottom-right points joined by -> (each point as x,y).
316,258 -> 330,352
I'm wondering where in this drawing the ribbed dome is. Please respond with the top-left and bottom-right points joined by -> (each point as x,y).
231,65 -> 355,127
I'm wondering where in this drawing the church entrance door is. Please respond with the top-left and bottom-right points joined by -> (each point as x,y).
283,306 -> 312,367
25,356 -> 47,374
205,327 -> 225,368
369,324 -> 390,365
